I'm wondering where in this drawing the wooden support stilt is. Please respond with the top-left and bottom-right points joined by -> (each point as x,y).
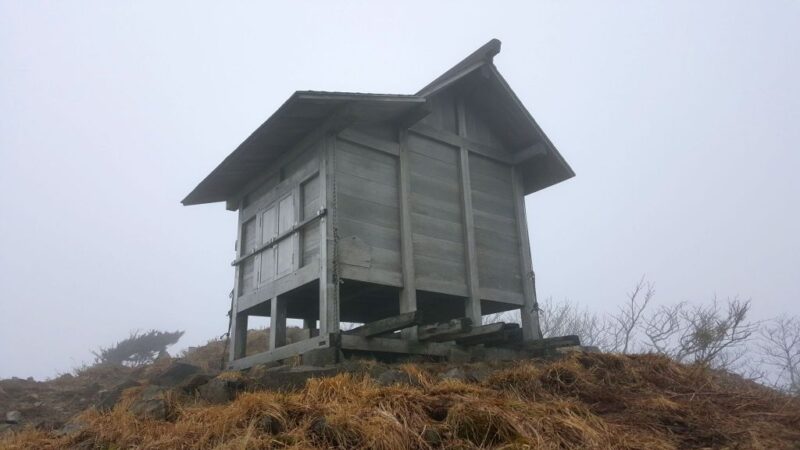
232,312 -> 248,360
398,129 -> 418,340
270,297 -> 287,350
303,316 -> 319,338
512,167 -> 543,341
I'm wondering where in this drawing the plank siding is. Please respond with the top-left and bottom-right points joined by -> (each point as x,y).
469,153 -> 523,297
239,218 -> 257,295
234,140 -> 324,302
463,97 -> 505,148
406,132 -> 467,293
418,90 -> 457,134
301,175 -> 321,267
334,135 -> 402,280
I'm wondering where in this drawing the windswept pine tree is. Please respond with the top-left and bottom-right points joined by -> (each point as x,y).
92,330 -> 184,367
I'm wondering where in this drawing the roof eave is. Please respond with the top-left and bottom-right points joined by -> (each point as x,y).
416,39 -> 501,97
182,92 -> 426,206
484,64 -> 575,193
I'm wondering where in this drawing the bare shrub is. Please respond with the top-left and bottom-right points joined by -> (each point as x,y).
607,276 -> 655,353
642,297 -> 757,369
538,297 -> 611,349
758,316 -> 800,394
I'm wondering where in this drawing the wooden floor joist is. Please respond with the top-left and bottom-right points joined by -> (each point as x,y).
417,318 -> 472,342
340,334 -> 457,356
454,323 -> 520,346
345,311 -> 427,338
520,334 -> 581,351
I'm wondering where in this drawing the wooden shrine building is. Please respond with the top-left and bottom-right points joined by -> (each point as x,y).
183,39 -> 575,369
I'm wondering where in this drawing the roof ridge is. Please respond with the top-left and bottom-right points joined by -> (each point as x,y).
416,38 -> 501,97
295,90 -> 421,98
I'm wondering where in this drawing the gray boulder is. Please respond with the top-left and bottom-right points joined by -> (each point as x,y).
127,385 -> 167,420
252,366 -> 342,392
149,362 -> 202,387
439,368 -> 467,382
377,369 -> 413,387
54,418 -> 88,437
178,373 -> 213,394
5,410 -> 22,424
96,379 -> 140,411
198,378 -> 245,404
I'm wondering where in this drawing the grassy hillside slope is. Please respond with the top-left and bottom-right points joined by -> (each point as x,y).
2,347 -> 799,449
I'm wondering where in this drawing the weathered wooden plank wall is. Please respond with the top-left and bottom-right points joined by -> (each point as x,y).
469,154 -> 524,303
406,132 -> 468,297
334,136 -> 403,286
232,139 -> 324,320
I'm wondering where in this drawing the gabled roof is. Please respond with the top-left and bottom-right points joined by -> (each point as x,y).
417,39 -> 502,97
416,39 -> 574,194
183,39 -> 573,206
181,92 -> 425,206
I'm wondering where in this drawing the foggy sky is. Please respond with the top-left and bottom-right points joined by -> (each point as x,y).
1,1 -> 798,379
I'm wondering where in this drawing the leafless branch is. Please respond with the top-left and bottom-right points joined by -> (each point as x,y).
608,276 -> 655,354
758,316 -> 800,394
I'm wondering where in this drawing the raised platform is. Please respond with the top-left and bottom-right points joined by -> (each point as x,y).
228,311 -> 581,370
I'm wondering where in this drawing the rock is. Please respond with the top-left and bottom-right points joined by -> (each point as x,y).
85,382 -> 102,395
96,379 -> 140,411
301,347 -> 343,366
446,348 -> 472,364
198,378 -> 244,404
5,410 -> 22,424
128,385 -> 167,420
439,368 -> 467,382
252,366 -> 342,392
309,416 -> 330,440
264,364 -> 292,373
245,362 -> 284,380
465,367 -> 492,383
365,363 -> 390,380
377,369 -> 413,387
178,373 -> 212,394
422,428 -> 442,446
258,415 -> 284,434
150,362 -> 202,387
54,419 -> 88,437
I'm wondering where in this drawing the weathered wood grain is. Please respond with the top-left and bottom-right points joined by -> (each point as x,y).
512,167 -> 542,341
417,318 -> 472,342
345,311 -> 426,337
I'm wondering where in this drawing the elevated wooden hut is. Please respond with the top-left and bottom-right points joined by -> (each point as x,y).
183,39 -> 574,369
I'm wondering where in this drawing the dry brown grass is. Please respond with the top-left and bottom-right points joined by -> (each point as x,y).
3,352 -> 799,449
180,328 -> 308,373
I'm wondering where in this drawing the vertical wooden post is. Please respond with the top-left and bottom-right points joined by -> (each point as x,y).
270,297 -> 287,349
303,317 -> 319,338
232,313 -> 248,359
292,185 -> 302,271
456,99 -> 482,325
318,134 -> 340,336
398,129 -> 418,340
229,199 -> 246,362
512,167 -> 542,341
